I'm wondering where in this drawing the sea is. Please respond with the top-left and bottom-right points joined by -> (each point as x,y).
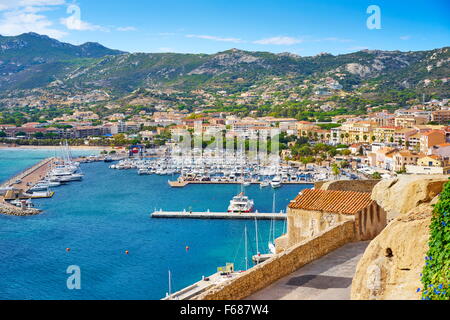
0,149 -> 312,300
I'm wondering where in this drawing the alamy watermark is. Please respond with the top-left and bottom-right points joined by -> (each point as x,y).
367,5 -> 382,30
67,265 -> 81,290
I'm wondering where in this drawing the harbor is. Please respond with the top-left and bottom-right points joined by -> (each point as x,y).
0,148 -> 305,299
151,210 -> 287,220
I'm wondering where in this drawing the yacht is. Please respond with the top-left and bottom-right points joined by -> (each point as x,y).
227,192 -> 255,213
271,176 -> 282,189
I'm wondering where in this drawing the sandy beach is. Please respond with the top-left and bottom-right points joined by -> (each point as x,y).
0,144 -> 123,152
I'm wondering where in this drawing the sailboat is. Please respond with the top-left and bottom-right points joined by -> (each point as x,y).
268,193 -> 277,255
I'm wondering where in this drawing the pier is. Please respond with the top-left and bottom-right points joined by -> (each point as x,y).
162,272 -> 239,300
0,157 -> 55,192
151,210 -> 287,220
168,180 -> 313,188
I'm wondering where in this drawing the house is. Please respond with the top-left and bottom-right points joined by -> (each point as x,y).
285,189 -> 386,247
392,150 -> 420,172
431,110 -> 450,124
429,143 -> 450,158
406,155 -> 450,175
420,130 -> 446,153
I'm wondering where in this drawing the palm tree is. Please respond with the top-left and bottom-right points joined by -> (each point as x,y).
331,163 -> 340,179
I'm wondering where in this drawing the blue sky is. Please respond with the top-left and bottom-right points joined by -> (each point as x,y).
0,0 -> 448,55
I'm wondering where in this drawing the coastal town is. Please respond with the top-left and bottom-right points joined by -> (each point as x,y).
1,98 -> 449,176
0,0 -> 448,305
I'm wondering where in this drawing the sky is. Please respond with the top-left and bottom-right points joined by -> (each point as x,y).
0,0 -> 449,56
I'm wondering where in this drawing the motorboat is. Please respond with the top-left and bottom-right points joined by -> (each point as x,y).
271,176 -> 282,188
227,192 -> 254,213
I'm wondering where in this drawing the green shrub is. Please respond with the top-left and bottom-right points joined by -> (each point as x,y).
420,180 -> 450,300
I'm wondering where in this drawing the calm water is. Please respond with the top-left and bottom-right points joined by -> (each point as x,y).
0,150 -> 311,300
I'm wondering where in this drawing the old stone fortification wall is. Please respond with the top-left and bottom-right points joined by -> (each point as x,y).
351,175 -> 448,300
315,179 -> 381,193
196,220 -> 356,300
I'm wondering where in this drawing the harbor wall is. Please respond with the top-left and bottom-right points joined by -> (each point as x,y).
195,220 -> 356,300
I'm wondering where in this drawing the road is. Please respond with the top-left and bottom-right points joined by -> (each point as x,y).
246,241 -> 369,300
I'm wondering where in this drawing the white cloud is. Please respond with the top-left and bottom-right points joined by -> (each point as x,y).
60,16 -> 108,32
0,7 -> 66,38
0,1 -> 67,38
400,35 -> 411,40
116,26 -> 137,32
59,4 -> 108,32
186,34 -> 243,43
0,0 -> 65,11
253,36 -> 303,45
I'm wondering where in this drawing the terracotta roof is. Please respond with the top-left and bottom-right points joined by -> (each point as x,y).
288,189 -> 374,215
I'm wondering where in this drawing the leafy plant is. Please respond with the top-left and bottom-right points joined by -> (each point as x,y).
420,180 -> 450,300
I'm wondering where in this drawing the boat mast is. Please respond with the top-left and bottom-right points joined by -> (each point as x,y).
168,270 -> 172,299
244,226 -> 248,270
255,217 -> 259,256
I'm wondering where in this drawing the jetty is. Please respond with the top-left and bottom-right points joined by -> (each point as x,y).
151,210 -> 287,220
168,180 -> 312,188
0,157 -> 54,192
162,271 -> 240,300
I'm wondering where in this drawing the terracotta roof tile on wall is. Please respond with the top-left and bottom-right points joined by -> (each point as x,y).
288,189 -> 374,215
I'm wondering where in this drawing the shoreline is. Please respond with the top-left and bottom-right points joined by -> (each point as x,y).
0,144 -> 122,152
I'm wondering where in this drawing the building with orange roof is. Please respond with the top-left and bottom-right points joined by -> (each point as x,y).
420,129 -> 446,153
429,143 -> 450,158
392,149 -> 420,172
285,189 -> 386,246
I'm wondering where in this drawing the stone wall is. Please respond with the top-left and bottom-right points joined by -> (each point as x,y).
195,220 -> 356,300
316,179 -> 381,193
0,201 -> 41,216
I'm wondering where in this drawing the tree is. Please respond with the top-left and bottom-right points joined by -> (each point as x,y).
331,163 -> 340,179
355,135 -> 360,142
372,172 -> 382,179
0,131 -> 6,137
33,132 -> 44,139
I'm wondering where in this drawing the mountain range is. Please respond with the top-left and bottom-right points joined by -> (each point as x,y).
0,32 -> 448,102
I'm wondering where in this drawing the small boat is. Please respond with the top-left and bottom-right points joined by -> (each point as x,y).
227,192 -> 254,213
9,198 -> 34,209
260,180 -> 270,188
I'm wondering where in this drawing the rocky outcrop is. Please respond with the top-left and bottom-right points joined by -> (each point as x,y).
0,201 -> 41,216
371,175 -> 448,220
351,175 -> 448,300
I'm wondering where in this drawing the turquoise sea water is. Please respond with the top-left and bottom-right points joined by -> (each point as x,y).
0,149 -> 311,300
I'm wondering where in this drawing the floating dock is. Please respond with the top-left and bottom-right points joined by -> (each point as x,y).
168,180 -> 313,188
151,210 -> 287,220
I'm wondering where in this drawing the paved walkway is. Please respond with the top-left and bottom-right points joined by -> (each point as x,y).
246,241 -> 370,300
